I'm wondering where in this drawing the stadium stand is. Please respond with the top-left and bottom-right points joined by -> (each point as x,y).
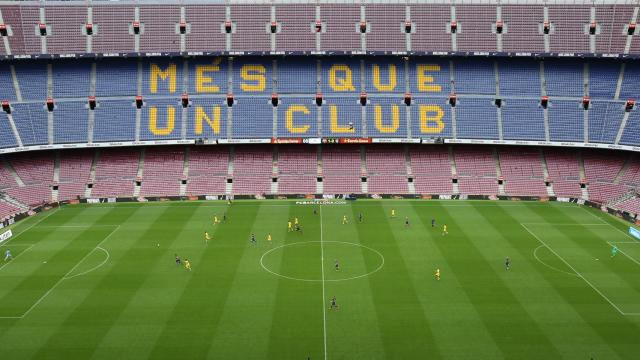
91,149 -> 139,198
498,148 -> 547,197
1,2 -> 640,57
186,147 -> 228,196
0,0 -> 638,221
275,4 -> 315,52
277,145 -> 317,194
0,56 -> 637,147
232,145 -> 273,195
366,146 -> 408,194
409,146 -> 453,195
140,148 -> 184,197
57,150 -> 92,202
454,146 -> 499,196
321,146 -> 362,194
0,144 -> 635,213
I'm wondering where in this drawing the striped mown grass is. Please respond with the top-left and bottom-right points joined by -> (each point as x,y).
0,200 -> 639,359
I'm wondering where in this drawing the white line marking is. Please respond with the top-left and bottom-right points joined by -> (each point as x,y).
573,208 -> 640,266
610,241 -> 640,244
0,244 -> 35,272
580,206 -> 609,224
66,203 -> 576,209
0,207 -> 60,246
606,242 -> 640,266
521,223 -> 640,316
319,206 -> 328,360
0,243 -> 34,248
33,225 -> 120,228
260,241 -> 384,282
521,223 -> 608,226
63,247 -> 110,280
532,245 -> 579,277
18,225 -> 120,318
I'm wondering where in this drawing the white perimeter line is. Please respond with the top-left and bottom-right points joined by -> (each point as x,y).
18,225 -> 121,318
577,207 -> 640,265
606,242 -> 640,267
521,223 -> 608,226
67,203 -> 574,209
319,206 -> 328,360
521,223 -> 640,316
580,207 -> 609,224
0,207 -> 60,247
0,244 -> 35,272
33,225 -> 120,228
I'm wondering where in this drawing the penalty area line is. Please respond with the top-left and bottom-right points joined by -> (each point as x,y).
13,225 -> 121,319
521,223 -> 639,316
0,244 -> 35,272
0,207 -> 60,247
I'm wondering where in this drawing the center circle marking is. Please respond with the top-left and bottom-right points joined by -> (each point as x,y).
260,241 -> 385,282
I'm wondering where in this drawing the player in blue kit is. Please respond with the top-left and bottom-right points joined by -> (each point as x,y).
329,296 -> 339,310
4,249 -> 12,261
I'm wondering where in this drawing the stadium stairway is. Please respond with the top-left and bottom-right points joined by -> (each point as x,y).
540,150 -> 555,197
448,146 -> 459,194
404,146 -> 416,195
360,145 -> 367,194
180,147 -> 190,196
613,156 -> 633,184
52,152 -> 60,202
226,146 -> 234,195
577,152 -> 590,200
608,189 -> 637,208
316,146 -> 323,194
493,148 -> 506,196
271,147 -> 278,195
84,150 -> 99,198
0,193 -> 29,212
133,148 -> 145,197
2,158 -> 24,187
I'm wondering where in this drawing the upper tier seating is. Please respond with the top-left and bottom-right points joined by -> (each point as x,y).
1,3 -> 639,56
0,57 -> 636,149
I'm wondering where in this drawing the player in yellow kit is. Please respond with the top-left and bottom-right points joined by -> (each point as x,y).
267,233 -> 272,243
185,259 -> 192,271
391,209 -> 396,218
213,215 -> 220,224
435,268 -> 440,280
342,215 -> 348,224
294,217 -> 299,225
442,224 -> 448,236
204,231 -> 211,244
287,221 -> 293,232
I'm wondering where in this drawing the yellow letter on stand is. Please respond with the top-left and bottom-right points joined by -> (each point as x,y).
195,106 -> 221,135
149,106 -> 176,136
372,64 -> 397,92
374,105 -> 400,133
149,63 -> 177,94
329,105 -> 356,133
329,65 -> 356,92
419,105 -> 445,134
240,65 -> 266,92
286,105 -> 311,134
416,65 -> 441,93
195,58 -> 222,93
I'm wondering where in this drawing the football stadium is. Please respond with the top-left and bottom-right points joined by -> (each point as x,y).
0,0 -> 640,358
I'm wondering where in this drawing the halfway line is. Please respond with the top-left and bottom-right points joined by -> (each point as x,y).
319,206 -> 328,360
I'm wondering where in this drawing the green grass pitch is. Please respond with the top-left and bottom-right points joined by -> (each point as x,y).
0,199 -> 639,359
